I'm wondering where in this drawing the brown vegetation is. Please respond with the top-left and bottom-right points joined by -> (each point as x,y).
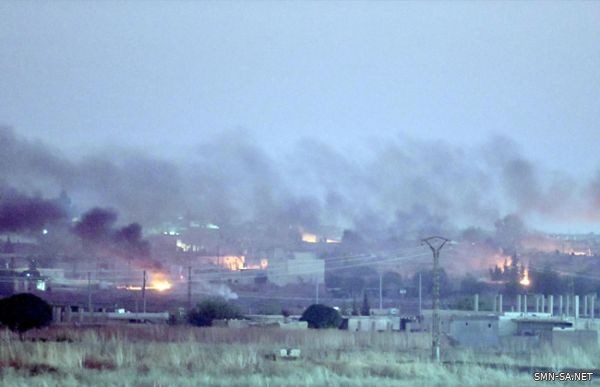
0,326 -> 596,386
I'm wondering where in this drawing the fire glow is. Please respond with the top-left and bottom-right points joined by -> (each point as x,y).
493,254 -> 512,269
302,232 -> 340,244
117,272 -> 173,292
520,268 -> 530,286
218,256 -> 268,271
150,273 -> 173,292
302,232 -> 318,243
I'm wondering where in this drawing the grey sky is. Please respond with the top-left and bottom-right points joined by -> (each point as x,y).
1,1 -> 600,232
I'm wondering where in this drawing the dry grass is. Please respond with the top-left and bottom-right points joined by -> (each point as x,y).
0,326 -> 596,386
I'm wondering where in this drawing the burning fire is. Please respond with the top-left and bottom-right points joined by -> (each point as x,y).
221,256 -> 245,271
302,232 -> 340,244
117,272 -> 173,292
150,273 -> 173,292
217,256 -> 268,271
519,268 -> 530,286
245,258 -> 269,270
302,232 -> 318,243
493,254 -> 512,270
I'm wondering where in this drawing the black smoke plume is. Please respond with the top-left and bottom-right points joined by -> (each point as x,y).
73,207 -> 151,263
73,207 -> 117,243
2,126 -> 600,245
0,186 -> 66,233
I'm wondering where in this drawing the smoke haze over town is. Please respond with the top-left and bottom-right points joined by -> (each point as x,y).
2,126 -> 600,236
2,2 -> 599,236
1,3 -> 600,383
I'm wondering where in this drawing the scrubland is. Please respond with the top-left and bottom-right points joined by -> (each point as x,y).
0,326 -> 597,386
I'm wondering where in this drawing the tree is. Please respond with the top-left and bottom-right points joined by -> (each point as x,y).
460,274 -> 487,294
188,297 -> 242,327
341,275 -> 365,297
0,293 -> 52,339
361,292 -> 370,316
411,269 -> 451,297
530,266 -> 566,295
382,271 -> 402,297
489,265 -> 503,281
300,304 -> 342,329
572,270 -> 600,295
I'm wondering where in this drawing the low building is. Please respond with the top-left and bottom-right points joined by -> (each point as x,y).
449,315 -> 500,347
267,249 -> 324,286
345,315 -> 401,332
513,317 -> 572,338
446,311 -> 582,349
216,315 -> 308,329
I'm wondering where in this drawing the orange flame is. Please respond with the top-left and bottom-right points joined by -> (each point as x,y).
217,256 -> 268,271
302,232 -> 318,243
520,268 -> 530,286
117,272 -> 173,292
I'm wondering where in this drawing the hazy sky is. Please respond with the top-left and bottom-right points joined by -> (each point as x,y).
1,2 -> 599,174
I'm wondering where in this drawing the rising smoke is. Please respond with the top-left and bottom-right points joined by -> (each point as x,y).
0,186 -> 66,233
73,207 -> 153,267
1,126 -> 599,243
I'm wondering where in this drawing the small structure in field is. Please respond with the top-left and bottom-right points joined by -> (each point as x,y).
265,348 -> 301,361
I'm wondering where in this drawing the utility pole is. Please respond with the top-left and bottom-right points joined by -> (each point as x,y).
87,271 -> 92,317
142,270 -> 147,314
187,266 -> 192,309
379,273 -> 383,309
315,277 -> 319,304
422,236 -> 450,363
418,272 -> 422,317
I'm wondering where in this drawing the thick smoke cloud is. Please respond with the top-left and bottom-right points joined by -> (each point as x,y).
0,127 -> 183,225
1,126 -> 599,242
587,171 -> 600,219
73,207 -> 118,242
0,186 -> 66,233
73,207 -> 151,262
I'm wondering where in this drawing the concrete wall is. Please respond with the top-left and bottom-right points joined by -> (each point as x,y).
347,316 -> 400,332
551,329 -> 598,350
213,319 -> 250,328
498,315 -> 518,336
214,318 -> 308,329
449,317 -> 500,347
499,335 -> 541,351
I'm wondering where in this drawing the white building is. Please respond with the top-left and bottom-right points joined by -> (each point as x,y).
267,249 -> 325,286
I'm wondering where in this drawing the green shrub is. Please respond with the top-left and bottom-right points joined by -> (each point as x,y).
188,297 -> 242,327
300,304 -> 342,329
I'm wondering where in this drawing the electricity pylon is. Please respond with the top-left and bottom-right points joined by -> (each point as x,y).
422,236 -> 450,363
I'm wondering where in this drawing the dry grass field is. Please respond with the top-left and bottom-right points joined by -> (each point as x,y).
0,325 -> 598,386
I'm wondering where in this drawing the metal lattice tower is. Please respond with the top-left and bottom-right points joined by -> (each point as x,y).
422,236 -> 450,363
